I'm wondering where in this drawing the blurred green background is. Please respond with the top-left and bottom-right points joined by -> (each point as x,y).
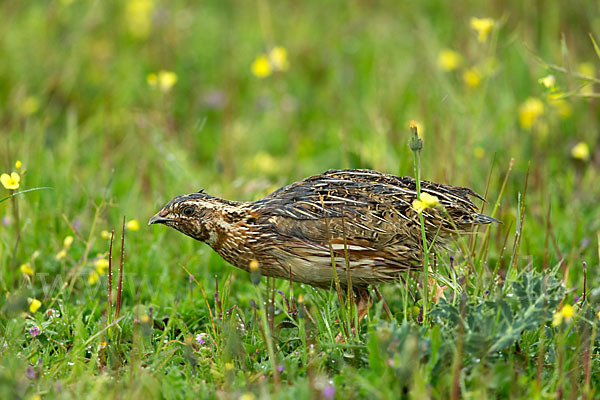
1,0 -> 599,398
2,0 -> 598,281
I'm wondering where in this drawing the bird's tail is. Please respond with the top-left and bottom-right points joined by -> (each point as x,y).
456,213 -> 501,226
472,213 -> 501,225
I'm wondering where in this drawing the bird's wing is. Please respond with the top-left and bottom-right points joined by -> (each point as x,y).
252,169 -> 489,249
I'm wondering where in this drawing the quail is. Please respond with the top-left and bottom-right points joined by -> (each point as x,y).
149,169 -> 495,319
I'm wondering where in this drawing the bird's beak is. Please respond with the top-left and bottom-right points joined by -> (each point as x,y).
148,212 -> 174,226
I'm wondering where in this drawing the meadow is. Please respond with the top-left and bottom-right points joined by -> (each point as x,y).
1,0 -> 599,398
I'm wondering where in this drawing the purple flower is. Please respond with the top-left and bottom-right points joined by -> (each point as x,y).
1,216 -> 12,226
26,366 -> 36,379
323,384 -> 335,399
277,365 -> 284,372
277,290 -> 290,310
195,333 -> 207,345
29,326 -> 40,337
574,296 -> 580,302
484,290 -> 490,296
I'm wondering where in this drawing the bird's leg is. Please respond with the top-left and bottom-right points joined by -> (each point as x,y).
355,287 -> 372,327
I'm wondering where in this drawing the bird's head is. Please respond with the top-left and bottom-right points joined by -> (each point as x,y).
148,191 -> 219,242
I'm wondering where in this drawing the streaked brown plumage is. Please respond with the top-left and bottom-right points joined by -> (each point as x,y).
149,169 -> 495,318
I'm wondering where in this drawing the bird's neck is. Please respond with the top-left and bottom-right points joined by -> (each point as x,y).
204,202 -> 254,262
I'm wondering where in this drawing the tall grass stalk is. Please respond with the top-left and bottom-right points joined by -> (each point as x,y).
408,121 -> 431,323
253,283 -> 280,386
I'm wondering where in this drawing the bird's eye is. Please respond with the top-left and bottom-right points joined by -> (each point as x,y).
183,206 -> 194,217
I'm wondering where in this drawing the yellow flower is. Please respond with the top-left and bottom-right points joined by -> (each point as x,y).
147,71 -> 177,91
101,230 -> 111,239
95,258 -> 110,274
29,298 -> 42,313
552,304 -> 575,326
552,310 -> 562,326
412,192 -> 440,214
538,74 -> 556,90
55,249 -> 67,261
407,120 -> 425,138
239,394 -> 255,400
249,259 -> 259,272
571,142 -> 590,161
269,46 -> 289,71
1,172 -> 20,190
473,146 -> 485,159
470,17 -> 495,43
126,219 -> 140,231
549,98 -> 572,119
251,55 -> 272,78
63,235 -> 74,249
20,263 -> 34,276
158,71 -> 177,92
15,160 -> 22,169
437,49 -> 462,71
518,98 -> 544,130
147,73 -> 157,86
561,304 -> 574,318
88,271 -> 99,285
126,0 -> 154,39
463,67 -> 482,88
148,71 -> 178,92
20,96 -> 40,116
597,311 -> 600,320
225,362 -> 234,371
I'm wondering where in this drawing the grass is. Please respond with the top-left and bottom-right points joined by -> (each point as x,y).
1,0 -> 599,398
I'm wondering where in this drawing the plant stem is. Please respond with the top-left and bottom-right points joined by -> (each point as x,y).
254,285 -> 280,386
9,192 -> 21,288
409,121 -> 429,323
